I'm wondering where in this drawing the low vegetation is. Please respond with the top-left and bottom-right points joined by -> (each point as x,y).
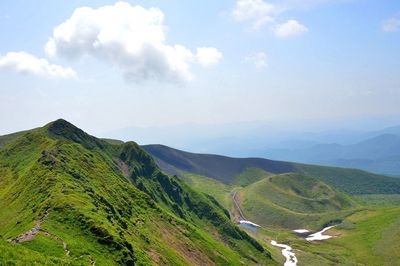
0,119 -> 275,265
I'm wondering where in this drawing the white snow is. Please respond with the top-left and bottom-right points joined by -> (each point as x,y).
293,229 -> 310,234
238,220 -> 261,227
306,226 -> 335,241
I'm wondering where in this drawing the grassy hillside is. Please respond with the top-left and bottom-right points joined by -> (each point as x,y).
143,144 -> 400,195
0,129 -> 33,148
0,120 -> 275,265
177,170 -> 400,265
142,143 -> 400,265
286,206 -> 400,265
296,164 -> 400,194
143,145 -> 296,184
238,173 -> 358,229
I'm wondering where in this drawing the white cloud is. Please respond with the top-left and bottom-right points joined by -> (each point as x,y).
244,52 -> 267,68
45,2 -> 222,83
0,51 -> 78,79
273,19 -> 308,38
382,17 -> 400,32
231,0 -> 278,29
231,0 -> 310,36
195,47 -> 223,67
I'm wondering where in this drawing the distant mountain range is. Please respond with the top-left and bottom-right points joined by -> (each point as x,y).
262,133 -> 400,177
107,122 -> 400,176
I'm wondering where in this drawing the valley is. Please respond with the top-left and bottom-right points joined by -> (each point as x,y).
145,144 -> 400,265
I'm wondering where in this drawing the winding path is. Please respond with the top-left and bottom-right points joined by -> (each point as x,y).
11,209 -> 96,265
232,191 -> 246,220
231,191 -> 299,265
12,209 -> 50,243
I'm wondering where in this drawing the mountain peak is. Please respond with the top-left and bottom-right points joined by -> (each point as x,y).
45,119 -> 104,150
47,118 -> 76,130
46,118 -> 82,138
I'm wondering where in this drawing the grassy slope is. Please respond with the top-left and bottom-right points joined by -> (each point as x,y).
0,129 -> 34,148
177,170 -> 358,229
143,145 -> 400,265
239,173 -> 358,230
296,164 -> 400,195
290,206 -> 400,265
143,144 -> 400,195
142,145 -> 296,184
0,120 -> 275,265
179,170 -> 400,265
179,172 -> 235,211
355,194 -> 400,205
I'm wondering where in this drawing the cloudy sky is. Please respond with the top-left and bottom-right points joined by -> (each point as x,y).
0,0 -> 399,136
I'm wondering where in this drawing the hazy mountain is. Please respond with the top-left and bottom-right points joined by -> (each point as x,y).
262,133 -> 400,176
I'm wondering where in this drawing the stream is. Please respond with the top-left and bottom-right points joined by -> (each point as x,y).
231,192 -> 336,266
270,240 -> 297,266
270,226 -> 336,266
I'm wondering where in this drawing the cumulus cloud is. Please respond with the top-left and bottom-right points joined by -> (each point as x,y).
382,17 -> 400,32
0,51 -> 78,79
244,52 -> 267,68
231,0 -> 310,37
231,0 -> 278,29
45,2 -> 222,83
273,19 -> 308,38
195,47 -> 223,67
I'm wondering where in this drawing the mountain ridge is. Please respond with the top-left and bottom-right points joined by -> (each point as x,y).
0,120 -> 274,265
143,144 -> 400,195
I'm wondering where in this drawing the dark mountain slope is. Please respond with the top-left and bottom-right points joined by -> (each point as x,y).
143,144 -> 400,195
143,144 -> 295,184
0,120 -> 274,265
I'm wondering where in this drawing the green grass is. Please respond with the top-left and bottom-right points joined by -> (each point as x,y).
296,164 -> 400,195
233,167 -> 272,187
0,239 -> 75,265
238,206 -> 400,266
0,119 -> 276,265
295,206 -> 400,265
144,144 -> 400,195
143,143 -> 400,265
179,172 -> 235,210
21,233 -> 66,258
355,194 -> 400,206
238,173 -> 358,230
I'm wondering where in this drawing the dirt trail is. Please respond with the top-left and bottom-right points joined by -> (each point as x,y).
11,209 -> 97,264
13,209 -> 50,243
232,191 -> 246,220
90,255 -> 96,266
63,241 -> 70,256
232,191 -> 298,265
12,210 -> 71,257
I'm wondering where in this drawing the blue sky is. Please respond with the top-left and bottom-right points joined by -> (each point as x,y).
0,0 -> 399,136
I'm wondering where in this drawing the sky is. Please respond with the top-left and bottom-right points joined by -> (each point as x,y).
0,0 -> 400,137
